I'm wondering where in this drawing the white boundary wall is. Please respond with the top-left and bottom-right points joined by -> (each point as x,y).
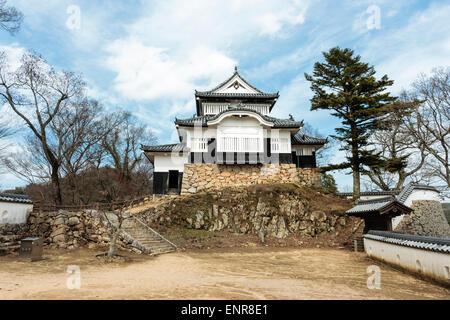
364,237 -> 450,285
0,202 -> 33,224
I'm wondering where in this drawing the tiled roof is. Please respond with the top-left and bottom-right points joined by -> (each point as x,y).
141,143 -> 187,152
195,67 -> 278,98
345,183 -> 439,216
346,196 -> 397,214
336,190 -> 400,197
0,193 -> 33,204
175,106 -> 302,128
396,183 -> 439,204
364,230 -> 450,253
292,130 -> 327,145
195,92 -> 279,98
174,115 -> 209,127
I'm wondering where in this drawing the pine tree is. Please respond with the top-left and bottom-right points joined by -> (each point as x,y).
305,47 -> 396,201
321,172 -> 338,193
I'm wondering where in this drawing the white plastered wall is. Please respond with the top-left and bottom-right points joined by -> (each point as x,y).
364,238 -> 450,284
182,118 -> 294,154
0,202 -> 33,224
153,154 -> 188,172
216,117 -> 264,152
291,145 -> 318,156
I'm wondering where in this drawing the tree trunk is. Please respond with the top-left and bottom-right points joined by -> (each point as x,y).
352,168 -> 360,203
351,124 -> 360,203
51,166 -> 62,205
107,231 -> 119,260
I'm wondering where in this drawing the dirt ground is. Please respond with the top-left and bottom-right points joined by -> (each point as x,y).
0,247 -> 448,300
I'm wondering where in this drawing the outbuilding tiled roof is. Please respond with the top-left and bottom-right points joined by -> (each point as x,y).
336,190 -> 400,197
396,183 -> 438,204
345,183 -> 439,216
346,196 -> 397,214
345,196 -> 413,217
141,143 -> 187,152
291,130 -> 327,145
175,106 -> 302,128
364,230 -> 450,253
0,193 -> 33,204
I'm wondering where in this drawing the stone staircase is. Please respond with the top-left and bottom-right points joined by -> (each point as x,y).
121,217 -> 177,255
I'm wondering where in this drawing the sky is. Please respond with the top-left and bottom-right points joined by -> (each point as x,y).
0,0 -> 449,191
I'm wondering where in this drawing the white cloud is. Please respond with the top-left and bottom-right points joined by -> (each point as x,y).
104,40 -> 235,101
125,0 -> 309,48
104,0 -> 310,103
0,43 -> 25,70
360,3 -> 450,92
100,0 -> 310,140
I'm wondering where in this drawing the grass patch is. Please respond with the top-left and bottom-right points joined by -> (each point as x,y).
165,226 -> 214,246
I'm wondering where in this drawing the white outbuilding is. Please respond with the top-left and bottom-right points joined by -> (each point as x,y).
0,193 -> 33,225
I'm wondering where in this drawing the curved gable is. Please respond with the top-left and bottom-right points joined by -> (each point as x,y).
207,109 -> 274,127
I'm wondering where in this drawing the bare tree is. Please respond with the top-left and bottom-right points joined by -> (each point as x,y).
0,119 -> 11,154
0,116 -> 12,174
102,111 -> 157,182
406,67 -> 450,187
2,134 -> 52,184
364,67 -> 450,189
52,99 -> 115,203
0,0 -> 23,34
1,98 -> 122,204
364,95 -> 427,190
0,51 -> 85,203
100,202 -> 132,261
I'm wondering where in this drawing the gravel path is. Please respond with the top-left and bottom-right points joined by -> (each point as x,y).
0,247 -> 448,299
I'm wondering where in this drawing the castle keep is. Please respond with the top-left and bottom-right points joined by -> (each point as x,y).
142,67 -> 326,194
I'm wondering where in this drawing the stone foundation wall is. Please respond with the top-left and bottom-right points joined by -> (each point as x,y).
181,163 -> 321,194
0,224 -> 28,255
137,184 -> 359,240
0,210 -> 147,255
395,200 -> 450,238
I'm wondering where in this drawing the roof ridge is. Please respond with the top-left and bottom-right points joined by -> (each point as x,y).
175,107 -> 302,128
0,192 -> 29,198
336,190 -> 400,196
294,129 -> 326,140
357,196 -> 395,204
291,129 -> 327,145
195,68 -> 278,96
396,183 -> 439,204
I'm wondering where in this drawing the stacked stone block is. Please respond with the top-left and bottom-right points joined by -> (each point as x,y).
181,163 -> 321,194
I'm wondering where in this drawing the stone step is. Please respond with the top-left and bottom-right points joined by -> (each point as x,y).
129,232 -> 162,238
139,242 -> 173,248
151,248 -> 176,255
138,241 -> 169,246
129,235 -> 163,242
141,241 -> 169,246
122,217 -> 176,256
150,247 -> 173,252
128,232 -> 157,238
